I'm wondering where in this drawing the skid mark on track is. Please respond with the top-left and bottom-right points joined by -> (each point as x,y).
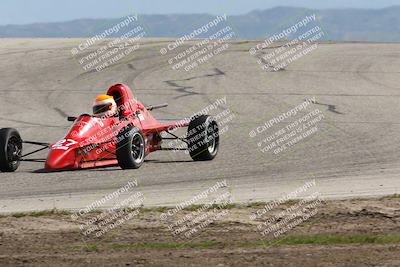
53,107 -> 69,118
164,80 -> 197,99
77,69 -> 97,77
312,100 -> 344,115
356,63 -> 400,90
0,116 -> 64,128
127,63 -> 136,70
165,68 -> 225,99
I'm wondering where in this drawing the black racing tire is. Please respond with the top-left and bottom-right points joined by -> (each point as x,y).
116,125 -> 145,169
0,128 -> 23,172
187,115 -> 219,161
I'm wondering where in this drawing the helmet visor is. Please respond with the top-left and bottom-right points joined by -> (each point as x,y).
93,103 -> 112,115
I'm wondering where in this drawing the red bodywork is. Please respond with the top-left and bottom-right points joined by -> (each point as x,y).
45,84 -> 188,171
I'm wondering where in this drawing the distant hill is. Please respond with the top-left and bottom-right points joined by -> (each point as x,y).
1,6 -> 400,42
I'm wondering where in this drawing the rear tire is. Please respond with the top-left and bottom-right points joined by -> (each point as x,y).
116,125 -> 145,169
0,128 -> 22,172
187,115 -> 219,161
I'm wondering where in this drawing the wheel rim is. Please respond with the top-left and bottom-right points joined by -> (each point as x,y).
131,133 -> 145,164
7,136 -> 22,165
206,122 -> 218,154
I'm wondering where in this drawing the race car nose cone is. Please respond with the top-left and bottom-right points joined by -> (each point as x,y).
45,149 -> 76,171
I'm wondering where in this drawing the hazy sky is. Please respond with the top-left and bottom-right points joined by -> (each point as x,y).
1,0 -> 399,25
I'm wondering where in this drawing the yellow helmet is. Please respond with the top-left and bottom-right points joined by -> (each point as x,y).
93,95 -> 117,118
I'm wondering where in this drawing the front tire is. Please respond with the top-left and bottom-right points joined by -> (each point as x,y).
0,128 -> 23,172
116,125 -> 145,169
187,115 -> 219,161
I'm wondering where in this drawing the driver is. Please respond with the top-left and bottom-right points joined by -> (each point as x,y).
92,95 -> 117,118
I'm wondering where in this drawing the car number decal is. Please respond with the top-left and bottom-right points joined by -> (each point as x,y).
51,139 -> 78,150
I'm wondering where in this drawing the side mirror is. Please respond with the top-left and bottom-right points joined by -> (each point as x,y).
67,116 -> 77,122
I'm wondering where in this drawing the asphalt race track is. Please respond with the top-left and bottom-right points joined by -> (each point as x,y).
0,39 -> 399,213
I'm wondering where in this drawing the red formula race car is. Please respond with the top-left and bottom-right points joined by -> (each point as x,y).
0,84 -> 219,172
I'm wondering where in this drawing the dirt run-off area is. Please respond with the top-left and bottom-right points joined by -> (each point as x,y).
0,196 -> 399,267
